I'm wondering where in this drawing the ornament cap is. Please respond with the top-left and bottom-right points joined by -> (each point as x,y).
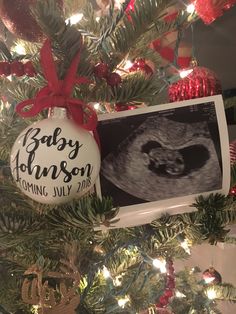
48,107 -> 69,119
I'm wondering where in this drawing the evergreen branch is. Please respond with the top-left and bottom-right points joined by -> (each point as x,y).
224,96 -> 236,109
103,0 -> 174,67
206,284 -> 236,302
231,164 -> 236,187
33,0 -> 93,77
224,236 -> 236,245
47,196 -> 119,230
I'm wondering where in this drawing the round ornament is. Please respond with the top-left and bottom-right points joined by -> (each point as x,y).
194,0 -> 236,25
94,62 -> 109,79
129,59 -> 153,76
202,267 -> 222,285
0,0 -> 63,42
106,72 -> 122,86
168,66 -> 222,102
10,108 -> 100,204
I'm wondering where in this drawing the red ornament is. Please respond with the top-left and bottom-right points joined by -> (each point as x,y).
24,61 -> 36,77
194,0 -> 236,24
230,140 -> 236,165
114,103 -> 137,111
94,62 -> 109,79
129,59 -> 153,76
11,61 -> 25,76
0,61 -> 11,76
106,72 -> 122,86
168,66 -> 222,102
202,267 -> 222,285
0,0 -> 63,42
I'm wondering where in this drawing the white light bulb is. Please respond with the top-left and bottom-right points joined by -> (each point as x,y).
176,290 -> 186,298
179,68 -> 193,79
66,13 -> 84,25
186,4 -> 195,14
96,16 -> 101,22
13,44 -> 26,55
206,288 -> 217,300
180,239 -> 191,255
102,266 -> 111,279
93,103 -> 100,110
118,296 -> 130,308
153,258 -> 167,273
123,60 -> 134,70
204,277 -> 215,284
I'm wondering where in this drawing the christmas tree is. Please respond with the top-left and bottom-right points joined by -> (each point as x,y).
0,0 -> 236,313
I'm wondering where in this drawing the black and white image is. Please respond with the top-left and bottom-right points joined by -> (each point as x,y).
96,96 -> 230,228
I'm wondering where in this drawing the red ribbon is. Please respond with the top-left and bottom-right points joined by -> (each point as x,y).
16,39 -> 97,132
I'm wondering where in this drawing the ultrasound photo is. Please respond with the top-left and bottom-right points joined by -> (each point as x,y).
96,96 -> 230,227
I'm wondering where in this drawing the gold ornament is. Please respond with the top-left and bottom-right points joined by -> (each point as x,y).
22,259 -> 80,314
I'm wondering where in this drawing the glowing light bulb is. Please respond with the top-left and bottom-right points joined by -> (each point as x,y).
179,68 -> 193,79
204,277 -> 215,284
176,290 -> 186,298
186,4 -> 195,14
93,103 -> 100,110
118,296 -> 130,308
153,258 -> 167,273
13,44 -> 26,55
123,59 -> 134,70
66,13 -> 84,25
96,16 -> 100,22
206,288 -> 217,300
180,239 -> 191,255
102,266 -> 111,279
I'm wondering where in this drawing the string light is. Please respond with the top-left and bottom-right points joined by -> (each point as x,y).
186,4 -> 195,14
118,296 -> 130,308
204,276 -> 215,284
123,60 -> 134,70
176,290 -> 186,298
206,288 -> 217,300
96,16 -> 100,22
66,13 -> 84,25
180,239 -> 191,255
179,68 -> 193,79
153,258 -> 167,273
102,266 -> 111,279
93,103 -> 100,110
12,43 -> 26,55
113,275 -> 123,287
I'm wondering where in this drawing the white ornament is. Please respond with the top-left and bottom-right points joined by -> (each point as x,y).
10,108 -> 101,204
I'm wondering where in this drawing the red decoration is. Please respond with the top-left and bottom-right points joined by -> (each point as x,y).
125,0 -> 135,16
16,39 -> 97,133
0,0 -> 63,42
94,62 -> 109,79
0,61 -> 11,76
24,61 -> 36,77
152,31 -> 192,69
129,59 -> 153,76
114,103 -> 137,111
155,260 -> 175,310
202,267 -> 222,285
168,66 -> 222,102
230,140 -> 236,165
0,60 -> 36,77
106,72 -> 122,86
11,61 -> 25,76
194,0 -> 236,24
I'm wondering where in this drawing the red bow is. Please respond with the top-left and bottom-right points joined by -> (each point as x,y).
16,39 -> 97,132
